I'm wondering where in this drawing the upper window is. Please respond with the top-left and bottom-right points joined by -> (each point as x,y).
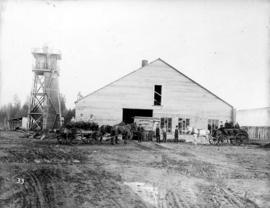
154,85 -> 162,106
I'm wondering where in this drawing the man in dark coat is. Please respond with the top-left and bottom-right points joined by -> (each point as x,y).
225,120 -> 230,128
234,122 -> 240,129
137,124 -> 144,142
156,126 -> 160,143
122,129 -> 128,144
174,126 -> 179,143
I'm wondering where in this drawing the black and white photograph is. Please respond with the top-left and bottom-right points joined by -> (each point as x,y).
0,0 -> 269,207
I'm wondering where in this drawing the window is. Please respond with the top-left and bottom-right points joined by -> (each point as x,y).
160,117 -> 172,133
178,117 -> 190,134
36,56 -> 47,69
208,119 -> 219,133
154,85 -> 162,106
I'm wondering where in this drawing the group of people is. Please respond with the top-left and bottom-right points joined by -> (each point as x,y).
208,120 -> 241,133
137,124 -> 183,143
109,123 -> 183,145
155,125 -> 181,143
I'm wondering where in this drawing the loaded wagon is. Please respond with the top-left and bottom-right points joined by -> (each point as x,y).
56,122 -> 100,145
209,127 -> 249,145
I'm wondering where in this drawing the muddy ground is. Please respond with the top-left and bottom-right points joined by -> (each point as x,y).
0,131 -> 269,208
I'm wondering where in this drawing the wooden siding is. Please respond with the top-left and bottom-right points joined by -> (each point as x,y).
76,59 -> 233,130
242,126 -> 270,141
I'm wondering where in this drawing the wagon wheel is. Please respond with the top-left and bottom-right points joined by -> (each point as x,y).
235,133 -> 247,145
230,136 -> 240,145
57,135 -> 63,144
217,134 -> 226,145
222,135 -> 230,145
61,134 -> 68,145
91,132 -> 99,144
230,137 -> 236,145
81,136 -> 88,144
76,129 -> 86,144
209,135 -> 219,145
66,133 -> 73,145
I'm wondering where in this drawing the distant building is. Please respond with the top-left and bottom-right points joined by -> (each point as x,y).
75,58 -> 234,136
8,117 -> 28,130
236,107 -> 270,127
236,107 -> 270,140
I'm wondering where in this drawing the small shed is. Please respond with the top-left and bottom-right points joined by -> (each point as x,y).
8,117 -> 29,130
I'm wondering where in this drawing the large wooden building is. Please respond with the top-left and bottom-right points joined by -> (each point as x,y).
75,58 -> 234,134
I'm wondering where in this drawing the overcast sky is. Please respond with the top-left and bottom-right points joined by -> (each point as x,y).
0,0 -> 269,109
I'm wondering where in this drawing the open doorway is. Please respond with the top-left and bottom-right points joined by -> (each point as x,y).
122,108 -> 153,124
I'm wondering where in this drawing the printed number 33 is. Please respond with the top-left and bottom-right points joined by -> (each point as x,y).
16,178 -> 24,184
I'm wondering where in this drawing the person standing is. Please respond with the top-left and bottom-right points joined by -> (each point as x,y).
225,120 -> 229,128
220,121 -> 224,128
162,127 -> 167,143
156,126 -> 160,143
139,125 -> 144,142
137,124 -> 142,142
122,129 -> 128,144
174,126 -> 179,143
141,126 -> 145,142
235,122 -> 240,129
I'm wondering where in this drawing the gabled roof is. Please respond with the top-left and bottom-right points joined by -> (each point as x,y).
76,58 -> 233,108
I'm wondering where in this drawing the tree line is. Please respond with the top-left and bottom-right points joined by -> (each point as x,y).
0,95 -> 75,129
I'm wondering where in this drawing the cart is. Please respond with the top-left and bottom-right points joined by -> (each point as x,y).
209,127 -> 249,145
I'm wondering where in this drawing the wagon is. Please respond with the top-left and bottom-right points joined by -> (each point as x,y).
56,128 -> 99,145
209,127 -> 249,145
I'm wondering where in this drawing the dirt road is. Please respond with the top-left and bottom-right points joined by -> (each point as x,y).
0,131 -> 269,208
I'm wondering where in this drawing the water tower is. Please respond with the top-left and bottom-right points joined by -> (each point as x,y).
28,46 -> 62,130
